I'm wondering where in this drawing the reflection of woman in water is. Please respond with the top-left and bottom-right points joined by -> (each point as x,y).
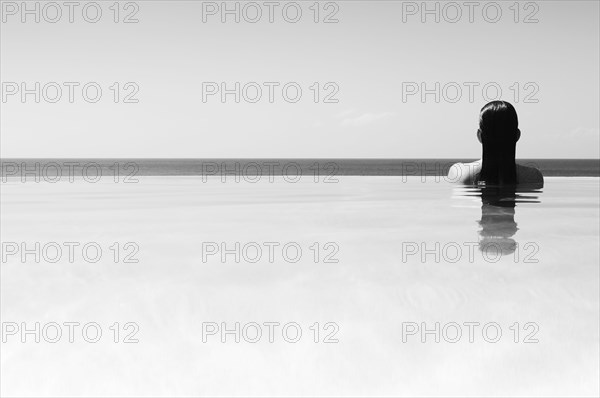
448,101 -> 544,186
478,185 -> 519,255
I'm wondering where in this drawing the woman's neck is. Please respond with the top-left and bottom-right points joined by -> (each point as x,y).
478,147 -> 517,184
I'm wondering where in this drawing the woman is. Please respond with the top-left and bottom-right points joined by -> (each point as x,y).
448,101 -> 543,186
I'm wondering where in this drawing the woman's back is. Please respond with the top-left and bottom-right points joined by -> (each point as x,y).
449,160 -> 544,186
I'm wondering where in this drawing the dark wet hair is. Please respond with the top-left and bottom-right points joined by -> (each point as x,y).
477,101 -> 519,185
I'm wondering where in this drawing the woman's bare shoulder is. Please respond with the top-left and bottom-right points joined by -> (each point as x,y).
516,163 -> 544,185
448,160 -> 482,183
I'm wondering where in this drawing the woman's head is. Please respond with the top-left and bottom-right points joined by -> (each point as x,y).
477,100 -> 520,146
476,101 -> 520,185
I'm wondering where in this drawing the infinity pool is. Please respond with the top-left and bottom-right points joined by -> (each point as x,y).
1,177 -> 598,397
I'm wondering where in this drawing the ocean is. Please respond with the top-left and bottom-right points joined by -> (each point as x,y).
1,158 -> 599,179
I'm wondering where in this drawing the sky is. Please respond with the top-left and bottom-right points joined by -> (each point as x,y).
1,0 -> 599,158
